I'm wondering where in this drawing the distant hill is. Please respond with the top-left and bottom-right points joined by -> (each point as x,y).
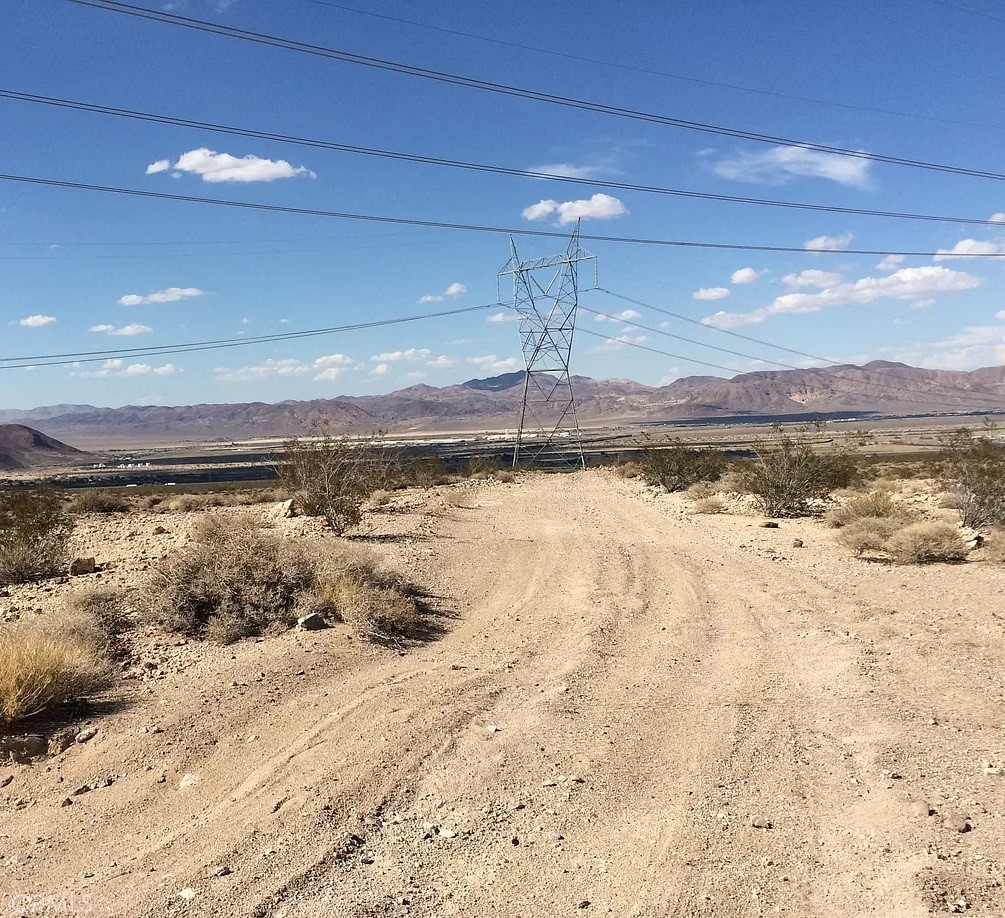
10,361 -> 1005,444
0,404 -> 98,425
0,425 -> 90,471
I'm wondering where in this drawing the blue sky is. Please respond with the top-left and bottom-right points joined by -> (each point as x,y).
3,0 -> 1005,409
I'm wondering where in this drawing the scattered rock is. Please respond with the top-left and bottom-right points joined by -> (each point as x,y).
69,557 -> 97,576
60,797 -> 73,808
792,539 -> 804,548
70,784 -> 91,797
0,735 -> 47,759
983,762 -> 1001,776
178,888 -> 197,901
760,521 -> 779,529
274,498 -> 297,520
0,774 -> 13,789
213,866 -> 232,878
910,800 -> 933,818
943,813 -> 971,833
48,729 -> 78,755
486,724 -> 501,734
578,900 -> 591,909
296,612 -> 327,631
75,728 -> 98,745
178,773 -> 199,789
152,525 -> 169,535
439,829 -> 457,839
751,815 -> 772,829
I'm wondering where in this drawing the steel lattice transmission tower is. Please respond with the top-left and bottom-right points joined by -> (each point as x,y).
498,222 -> 597,468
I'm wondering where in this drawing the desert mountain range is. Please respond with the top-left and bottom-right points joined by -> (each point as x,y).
3,361 -> 1005,443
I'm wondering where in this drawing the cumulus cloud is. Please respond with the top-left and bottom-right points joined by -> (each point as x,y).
487,310 -> 519,323
990,213 -> 1005,223
521,193 -> 628,225
781,269 -> 843,289
371,363 -> 389,376
467,354 -> 522,373
18,314 -> 56,327
370,348 -> 432,363
419,282 -> 467,304
89,323 -> 153,336
730,267 -> 762,284
693,287 -> 730,301
877,254 -> 905,271
703,265 -> 981,328
118,287 -> 203,306
934,238 -> 1005,260
885,314 -> 1005,371
74,359 -> 176,378
804,232 -> 854,252
427,354 -> 455,368
593,309 -> 641,323
146,148 -> 315,183
591,333 -> 648,352
708,145 -> 872,188
216,353 -> 355,382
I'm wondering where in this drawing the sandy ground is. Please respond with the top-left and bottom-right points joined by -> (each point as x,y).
2,471 -> 1005,917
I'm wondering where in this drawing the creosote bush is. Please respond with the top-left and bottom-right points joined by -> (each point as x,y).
640,443 -> 726,493
739,431 -> 859,517
71,490 -> 130,514
0,486 -> 75,585
0,614 -> 115,724
884,521 -> 970,564
277,429 -> 391,535
942,428 -> 1005,529
826,490 -> 904,529
836,517 -> 905,555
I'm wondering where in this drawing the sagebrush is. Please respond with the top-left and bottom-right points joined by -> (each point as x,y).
0,486 -> 75,585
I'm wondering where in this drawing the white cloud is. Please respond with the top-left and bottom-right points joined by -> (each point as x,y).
804,232 -> 854,252
990,213 -> 1005,223
885,315 -> 1005,370
591,333 -> 648,352
369,348 -> 432,363
487,310 -> 519,323
781,269 -> 843,289
934,238 -> 1005,260
18,314 -> 56,327
709,145 -> 872,188
118,286 -> 203,306
419,282 -> 467,304
877,254 -> 904,271
372,363 -> 389,376
427,354 -> 455,368
527,162 -> 608,179
521,193 -> 628,225
467,354 -> 522,373
730,267 -> 762,284
89,322 -> 153,336
703,265 -> 981,328
693,287 -> 730,301
217,353 -> 355,382
593,308 -> 641,323
148,148 -> 315,183
406,370 -> 427,380
74,358 -> 176,378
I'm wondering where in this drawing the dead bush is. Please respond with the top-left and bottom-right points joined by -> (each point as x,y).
884,521 -> 970,564
370,489 -> 393,507
738,431 -> 859,517
461,455 -> 501,479
0,616 -> 115,724
71,490 -> 130,514
143,515 -> 317,643
836,517 -> 904,555
277,429 -> 391,535
826,490 -> 904,528
693,496 -> 727,514
613,460 -> 643,480
63,588 -> 133,659
0,486 -> 75,585
640,443 -> 726,493
942,428 -> 1005,529
495,470 -> 516,484
405,456 -> 452,489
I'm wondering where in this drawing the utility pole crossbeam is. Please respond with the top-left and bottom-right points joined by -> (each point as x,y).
498,223 -> 596,469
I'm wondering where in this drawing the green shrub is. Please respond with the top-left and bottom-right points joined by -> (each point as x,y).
71,489 -> 131,514
826,490 -> 904,528
942,428 -> 1005,529
0,487 -> 75,585
640,444 -> 726,493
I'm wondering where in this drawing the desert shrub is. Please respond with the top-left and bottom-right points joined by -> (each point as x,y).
0,486 -> 75,585
884,521 -> 970,564
405,456 -> 452,488
143,515 -> 318,643
942,428 -> 1005,529
461,455 -> 501,479
640,443 -> 726,493
684,479 -> 719,500
693,496 -> 727,514
826,490 -> 904,528
71,490 -> 130,514
613,460 -> 643,480
836,517 -> 905,555
370,489 -> 393,507
738,432 -> 859,517
0,616 -> 114,724
980,530 -> 1005,563
277,429 -> 391,535
316,552 -> 421,646
495,470 -> 516,483
64,588 -> 133,659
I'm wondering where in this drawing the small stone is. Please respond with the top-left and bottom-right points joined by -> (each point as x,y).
296,612 -> 327,631
983,762 -> 1001,776
0,774 -> 13,788
178,773 -> 199,789
274,498 -> 297,520
751,815 -> 772,829
60,797 -> 73,807
909,800 -> 932,818
360,856 -> 375,865
486,725 -> 501,734
792,539 -> 804,548
542,779 -> 558,787
439,829 -> 457,839
153,525 -> 169,535
75,728 -> 98,745
178,888 -> 197,901
760,521 -> 779,529
943,813 -> 971,833
547,831 -> 565,842
213,866 -> 232,877
70,784 -> 91,796
69,557 -> 97,576
578,900 -> 591,909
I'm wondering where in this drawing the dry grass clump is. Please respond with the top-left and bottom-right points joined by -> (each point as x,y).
64,588 -> 133,659
71,490 -> 131,513
836,517 -> 905,555
0,487 -> 75,585
693,496 -> 727,514
884,521 -> 971,564
370,489 -> 393,507
143,515 -> 317,643
0,615 -> 115,724
826,490 -> 904,528
613,460 -> 643,480
495,469 -> 516,483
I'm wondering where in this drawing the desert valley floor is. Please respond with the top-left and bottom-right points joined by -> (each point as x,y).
3,470 -> 1005,917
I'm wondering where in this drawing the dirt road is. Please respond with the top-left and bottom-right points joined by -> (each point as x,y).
4,472 -> 1004,916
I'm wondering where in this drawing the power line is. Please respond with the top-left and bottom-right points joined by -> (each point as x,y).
302,0 -> 1005,134
6,89 -> 1005,229
6,172 -> 1005,258
68,0 -> 1005,184
0,302 -> 498,369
